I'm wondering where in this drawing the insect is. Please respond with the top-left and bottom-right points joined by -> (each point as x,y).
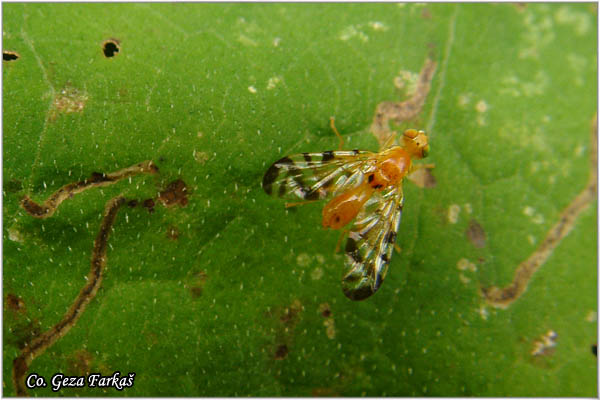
262,121 -> 431,300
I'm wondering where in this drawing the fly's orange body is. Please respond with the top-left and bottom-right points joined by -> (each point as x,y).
262,127 -> 431,300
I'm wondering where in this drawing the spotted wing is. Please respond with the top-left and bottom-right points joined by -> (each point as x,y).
341,185 -> 404,300
262,150 -> 373,201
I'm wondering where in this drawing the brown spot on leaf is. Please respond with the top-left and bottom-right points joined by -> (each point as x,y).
265,300 -> 303,361
421,8 -> 432,19
319,303 -> 336,339
280,299 -> 302,326
274,344 -> 289,360
143,198 -> 155,213
5,293 -> 26,313
102,39 -> 120,58
49,83 -> 88,121
186,271 -> 208,298
408,167 -> 437,188
127,199 -> 138,208
7,319 -> 42,350
159,179 -> 189,208
68,349 -> 93,376
166,225 -> 180,240
5,179 -> 23,193
318,302 -> 332,318
466,219 -> 486,248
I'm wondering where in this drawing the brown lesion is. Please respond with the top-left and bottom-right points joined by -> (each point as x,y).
370,57 -> 437,148
466,219 -> 486,248
67,349 -> 94,376
265,299 -> 303,361
13,195 -> 126,396
13,161 -> 188,396
185,271 -> 208,298
49,83 -> 89,122
21,160 -> 158,218
481,115 -> 597,308
5,293 -> 26,314
166,225 -> 180,240
158,179 -> 189,207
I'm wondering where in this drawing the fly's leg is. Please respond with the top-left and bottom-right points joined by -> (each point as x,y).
334,229 -> 349,254
285,199 -> 320,208
381,131 -> 398,149
330,117 -> 344,150
413,163 -> 436,171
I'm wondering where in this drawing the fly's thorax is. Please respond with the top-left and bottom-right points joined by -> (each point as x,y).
322,183 -> 374,229
367,147 -> 411,190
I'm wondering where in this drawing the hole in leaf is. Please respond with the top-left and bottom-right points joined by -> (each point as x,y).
102,39 -> 120,58
3,51 -> 20,61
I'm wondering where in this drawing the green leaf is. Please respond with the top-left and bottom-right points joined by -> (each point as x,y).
3,3 -> 596,396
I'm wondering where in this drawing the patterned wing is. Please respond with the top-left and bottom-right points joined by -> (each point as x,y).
262,150 -> 373,201
341,185 -> 404,300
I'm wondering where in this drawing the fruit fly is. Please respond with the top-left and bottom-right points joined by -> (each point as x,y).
262,123 -> 430,300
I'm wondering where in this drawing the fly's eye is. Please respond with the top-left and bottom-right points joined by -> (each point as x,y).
403,129 -> 418,139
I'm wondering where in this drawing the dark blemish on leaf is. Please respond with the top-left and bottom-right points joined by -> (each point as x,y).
7,319 -> 42,350
187,271 -> 208,298
3,51 -> 20,61
166,225 -> 180,240
127,199 -> 138,208
88,172 -> 107,183
5,294 -> 26,314
592,344 -> 597,357
102,39 -> 120,58
466,219 -> 486,248
5,179 -> 23,193
158,179 -> 188,208
67,349 -> 93,376
319,302 -> 332,318
274,344 -> 289,360
280,300 -> 302,326
143,199 -> 155,213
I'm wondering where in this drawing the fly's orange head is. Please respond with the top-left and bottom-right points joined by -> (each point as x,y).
402,129 -> 429,159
